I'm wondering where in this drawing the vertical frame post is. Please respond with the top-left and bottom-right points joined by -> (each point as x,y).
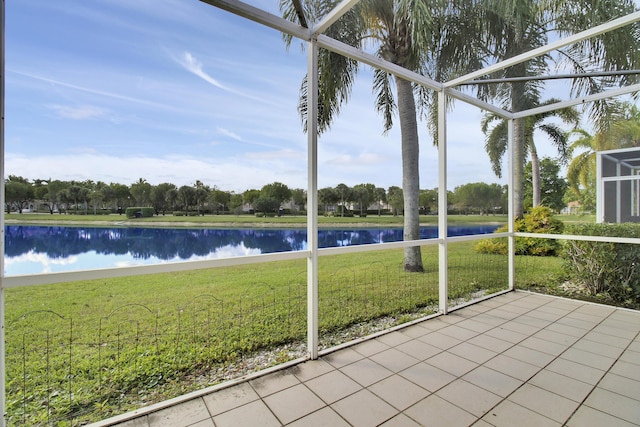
306,38 -> 319,359
507,119 -> 515,290
0,0 -> 5,423
1,0 -> 6,424
437,91 -> 448,314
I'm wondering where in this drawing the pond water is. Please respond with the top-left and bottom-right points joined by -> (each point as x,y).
4,224 -> 500,275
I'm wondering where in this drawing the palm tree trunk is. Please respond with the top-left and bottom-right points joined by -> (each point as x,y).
531,143 -> 541,207
396,76 -> 424,272
512,79 -> 527,218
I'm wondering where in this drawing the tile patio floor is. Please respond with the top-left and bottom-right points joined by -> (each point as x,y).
96,291 -> 640,427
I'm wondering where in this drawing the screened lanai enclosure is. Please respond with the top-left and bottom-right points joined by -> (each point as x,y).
1,0 -> 640,425
597,147 -> 640,223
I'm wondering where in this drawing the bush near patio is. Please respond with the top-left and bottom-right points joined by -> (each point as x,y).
474,207 -> 564,256
562,223 -> 640,307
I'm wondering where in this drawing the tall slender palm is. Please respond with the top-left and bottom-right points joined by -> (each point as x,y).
473,0 -> 640,217
482,98 -> 580,208
282,0 -> 480,272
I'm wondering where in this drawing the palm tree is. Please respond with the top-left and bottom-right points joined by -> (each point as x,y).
472,0 -> 640,217
282,0 -> 480,272
567,103 -> 640,196
482,98 -> 579,208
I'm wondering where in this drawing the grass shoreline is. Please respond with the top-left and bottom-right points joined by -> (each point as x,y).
5,212 -> 511,228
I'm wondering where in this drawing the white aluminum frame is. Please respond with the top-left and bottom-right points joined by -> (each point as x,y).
2,0 -> 640,425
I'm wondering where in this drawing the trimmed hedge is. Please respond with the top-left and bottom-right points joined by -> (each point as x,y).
125,207 -> 154,219
562,223 -> 640,305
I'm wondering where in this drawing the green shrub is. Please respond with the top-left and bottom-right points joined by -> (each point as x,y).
562,223 -> 640,305
474,207 -> 563,256
125,207 -> 154,219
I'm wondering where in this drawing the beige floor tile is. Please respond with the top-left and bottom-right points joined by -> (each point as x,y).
399,323 -> 433,339
455,319 -> 495,333
500,320 -> 540,337
351,338 -> 390,357
304,370 -> 361,404
482,400 -> 561,427
483,353 -> 540,382
419,317 -> 450,331
618,349 -> 640,366
399,362 -> 456,392
376,331 -> 412,347
202,382 -> 259,416
189,419 -> 215,427
567,405 -> 637,427
545,358 -> 605,385
484,325 -> 529,344
583,330 -> 633,348
527,309 -> 565,322
463,365 -> 523,397
404,394 -> 477,427
370,347 -> 420,372
395,338 -> 442,361
555,316 -> 595,331
598,373 -> 640,399
426,351 -> 478,377
533,329 -> 580,346
263,383 -> 325,425
592,324 -> 638,340
508,383 -> 579,423
112,417 -> 149,427
321,347 -> 363,368
378,413 -> 423,426
502,344 -> 556,368
289,359 -> 334,382
339,357 -> 393,387
585,388 -> 640,424
436,379 -> 502,417
468,333 -> 513,353
368,374 -> 430,410
147,398 -> 211,427
519,336 -> 568,356
439,324 -> 479,341
571,337 -> 626,359
286,407 -> 350,427
529,369 -> 594,403
448,341 -> 497,364
331,389 -> 398,427
544,322 -> 588,338
249,369 -> 300,397
560,347 -> 616,371
511,315 -> 552,330
418,330 -> 462,349
601,318 -> 640,334
610,360 -> 640,381
212,400 -> 281,427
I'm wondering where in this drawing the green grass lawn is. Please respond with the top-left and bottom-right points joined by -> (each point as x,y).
3,214 -> 592,425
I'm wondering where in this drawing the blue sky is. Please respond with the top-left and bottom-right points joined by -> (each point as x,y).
5,0 -> 636,194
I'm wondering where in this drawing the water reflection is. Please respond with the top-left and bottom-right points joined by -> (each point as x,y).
4,225 -> 498,275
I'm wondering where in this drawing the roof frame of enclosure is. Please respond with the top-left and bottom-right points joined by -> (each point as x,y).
1,1 -> 640,425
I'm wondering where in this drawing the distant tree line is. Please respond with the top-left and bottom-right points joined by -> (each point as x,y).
4,158 -> 571,217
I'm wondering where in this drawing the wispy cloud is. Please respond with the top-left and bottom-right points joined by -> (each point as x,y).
173,51 -> 273,104
181,52 -> 227,90
11,70 -> 176,111
216,127 -> 243,141
48,104 -> 106,120
245,149 -> 303,160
